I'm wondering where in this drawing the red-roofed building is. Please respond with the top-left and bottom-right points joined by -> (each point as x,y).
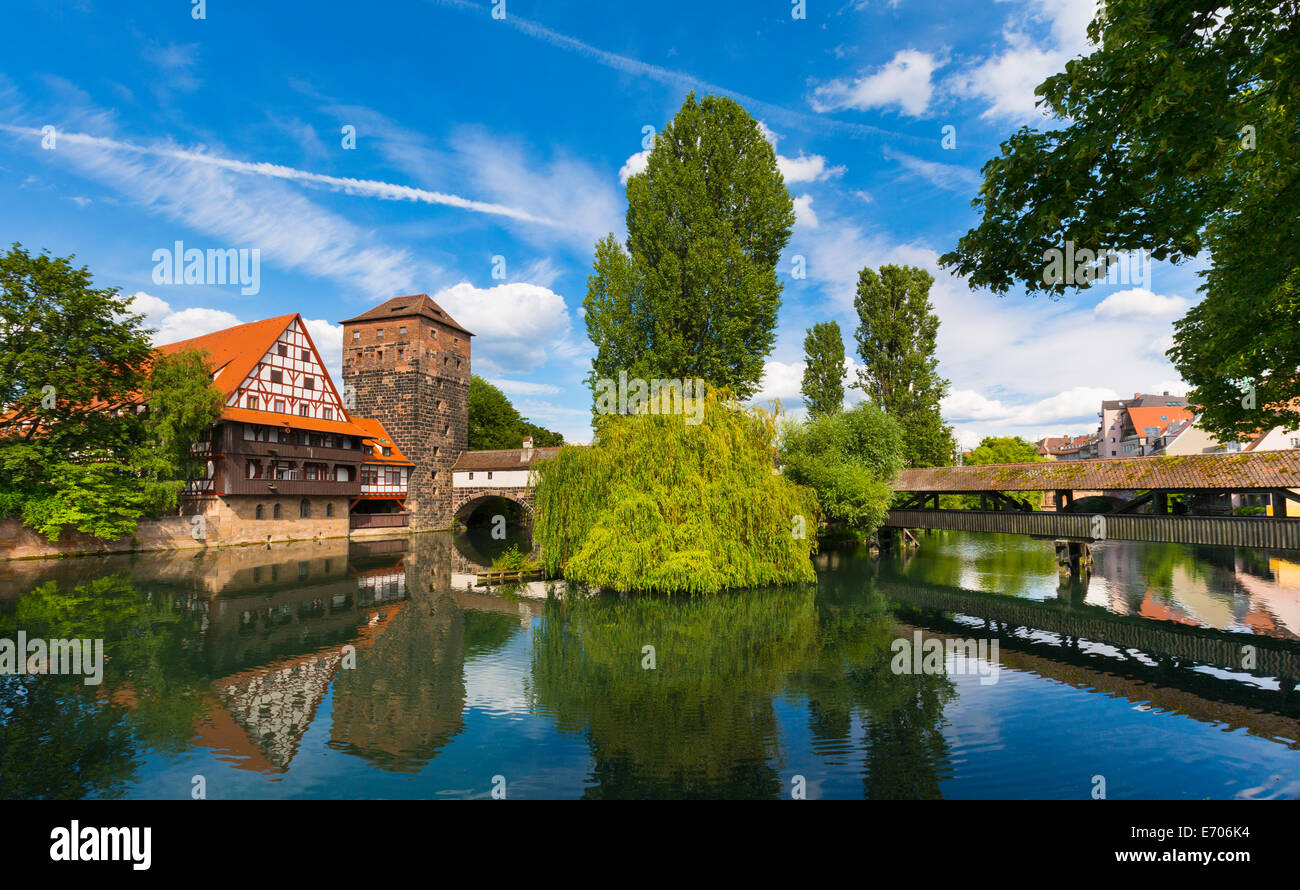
158,313 -> 413,541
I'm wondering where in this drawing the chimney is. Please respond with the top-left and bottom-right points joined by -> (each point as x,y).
521,435 -> 533,463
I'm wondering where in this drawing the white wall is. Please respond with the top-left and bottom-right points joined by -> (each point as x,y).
452,469 -> 532,488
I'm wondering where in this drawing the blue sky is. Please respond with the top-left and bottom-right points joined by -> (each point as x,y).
0,0 -> 1205,446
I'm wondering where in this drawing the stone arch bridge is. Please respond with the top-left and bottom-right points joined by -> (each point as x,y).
449,443 -> 560,525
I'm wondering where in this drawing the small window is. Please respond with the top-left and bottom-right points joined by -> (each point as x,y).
277,344 -> 287,357
487,471 -> 493,480
273,503 -> 282,519
323,407 -> 333,421
377,350 -> 383,360
299,404 -> 310,417
303,376 -> 314,390
429,329 -> 437,339
468,472 -> 474,480
399,326 -> 407,335
301,348 -> 310,361
246,395 -> 258,410
275,399 -> 286,413
326,503 -> 334,517
256,504 -> 264,520
270,370 -> 283,384
300,499 -> 311,518
352,331 -> 360,340
376,328 -> 384,338
382,446 -> 392,456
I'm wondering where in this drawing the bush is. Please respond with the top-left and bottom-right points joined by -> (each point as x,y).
778,403 -> 903,534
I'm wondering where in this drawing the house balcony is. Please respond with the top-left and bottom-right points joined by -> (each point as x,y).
223,477 -> 361,497
228,439 -> 364,463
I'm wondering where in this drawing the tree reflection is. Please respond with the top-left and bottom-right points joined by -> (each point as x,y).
530,588 -> 819,798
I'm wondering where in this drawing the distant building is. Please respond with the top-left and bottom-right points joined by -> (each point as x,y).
1037,433 -> 1100,461
1098,392 -> 1190,458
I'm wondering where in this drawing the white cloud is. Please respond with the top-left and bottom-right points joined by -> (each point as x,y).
792,194 -> 819,229
489,378 -> 562,396
1093,288 -> 1191,320
128,292 -> 241,345
810,49 -> 941,117
947,0 -> 1100,121
432,280 -> 574,374
778,152 -> 846,184
619,149 -> 649,184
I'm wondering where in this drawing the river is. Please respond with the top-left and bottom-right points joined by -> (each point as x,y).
2,528 -> 1299,799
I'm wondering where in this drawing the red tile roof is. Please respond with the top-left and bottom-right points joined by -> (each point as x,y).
351,417 -> 413,466
155,314 -> 300,402
1126,405 -> 1194,437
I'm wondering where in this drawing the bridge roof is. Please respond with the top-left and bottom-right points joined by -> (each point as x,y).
453,446 -> 562,472
893,451 -> 1300,492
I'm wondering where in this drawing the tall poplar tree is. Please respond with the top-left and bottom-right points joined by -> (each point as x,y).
852,264 -> 954,468
801,321 -> 845,418
583,93 -> 795,403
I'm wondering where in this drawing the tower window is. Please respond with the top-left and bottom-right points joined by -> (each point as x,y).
399,326 -> 407,335
353,331 -> 360,340
376,328 -> 384,338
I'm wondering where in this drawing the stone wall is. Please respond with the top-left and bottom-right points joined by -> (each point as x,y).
342,315 -> 470,532
0,493 -> 353,561
450,487 -> 534,522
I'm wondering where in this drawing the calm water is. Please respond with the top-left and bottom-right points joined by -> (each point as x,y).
3,528 -> 1300,799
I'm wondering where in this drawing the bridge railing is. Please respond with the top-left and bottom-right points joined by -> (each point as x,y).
883,508 -> 1300,549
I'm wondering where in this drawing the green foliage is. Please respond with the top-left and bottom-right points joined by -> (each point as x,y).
800,321 -> 846,418
583,93 -> 794,403
467,375 -> 563,450
532,392 -> 821,594
0,246 -> 225,541
937,1 -> 1300,440
779,402 -> 903,534
490,544 -> 541,573
950,436 -> 1044,510
852,265 -> 954,468
0,243 -> 152,483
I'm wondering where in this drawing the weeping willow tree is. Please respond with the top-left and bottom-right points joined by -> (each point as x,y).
532,392 -> 821,594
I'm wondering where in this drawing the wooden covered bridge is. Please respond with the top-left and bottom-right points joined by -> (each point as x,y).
884,451 -> 1300,551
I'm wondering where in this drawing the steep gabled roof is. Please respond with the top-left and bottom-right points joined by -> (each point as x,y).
338,294 -> 473,336
155,314 -> 299,402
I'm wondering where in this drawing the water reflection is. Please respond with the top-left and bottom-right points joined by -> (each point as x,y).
2,529 -> 1300,799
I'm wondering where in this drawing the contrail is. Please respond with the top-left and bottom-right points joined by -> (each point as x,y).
0,124 -> 561,227
427,0 -> 922,144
